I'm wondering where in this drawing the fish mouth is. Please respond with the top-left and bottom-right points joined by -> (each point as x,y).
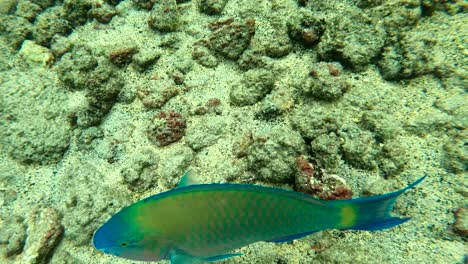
92,234 -> 114,251
94,245 -> 120,256
92,225 -> 116,251
92,234 -> 105,250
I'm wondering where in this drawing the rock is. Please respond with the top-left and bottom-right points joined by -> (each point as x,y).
0,14 -> 32,48
56,45 -> 123,127
0,0 -> 17,14
192,44 -> 218,68
0,215 -> 26,258
0,70 -> 71,164
199,0 -> 229,15
33,6 -> 71,47
88,3 -> 117,24
121,149 -> 159,192
236,126 -> 306,183
378,31 -> 442,80
57,160 -> 131,246
209,18 -> 255,60
302,62 -> 350,101
317,12 -> 385,70
15,0 -> 42,21
230,69 -> 275,106
132,49 -> 161,72
158,147 -> 194,187
185,116 -> 226,150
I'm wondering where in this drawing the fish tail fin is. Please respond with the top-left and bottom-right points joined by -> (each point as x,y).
342,176 -> 425,231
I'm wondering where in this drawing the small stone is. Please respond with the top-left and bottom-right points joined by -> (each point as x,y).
199,0 -> 229,15
378,31 -> 441,80
158,146 -> 194,187
18,40 -> 54,67
62,0 -> 93,28
230,69 -> 275,106
56,45 -> 123,127
237,49 -> 270,70
109,46 -> 138,67
260,23 -> 292,58
77,126 -> 104,150
132,49 -> 161,72
172,70 -> 185,85
50,35 -> 72,58
20,208 -> 64,264
442,133 -> 467,174
1,70 -> 71,164
302,29 -> 319,46
132,0 -> 154,10
453,208 -> 467,239
310,132 -> 341,169
88,4 -> 117,24
30,0 -> 55,9
192,44 -> 218,68
138,85 -> 179,109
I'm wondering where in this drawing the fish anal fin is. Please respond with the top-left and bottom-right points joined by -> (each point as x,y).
267,230 -> 319,243
205,253 -> 242,262
169,249 -> 205,264
169,248 -> 242,263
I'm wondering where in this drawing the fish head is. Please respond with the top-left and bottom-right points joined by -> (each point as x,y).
93,210 -> 167,261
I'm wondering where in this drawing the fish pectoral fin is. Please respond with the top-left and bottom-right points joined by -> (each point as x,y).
266,230 -> 319,243
205,253 -> 243,262
169,249 -> 205,264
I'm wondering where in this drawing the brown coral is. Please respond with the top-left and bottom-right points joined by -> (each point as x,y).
295,155 -> 353,200
147,111 -> 186,146
138,86 -> 179,109
208,18 -> 256,59
109,47 -> 137,66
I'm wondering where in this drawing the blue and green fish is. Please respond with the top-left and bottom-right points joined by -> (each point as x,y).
93,172 -> 425,263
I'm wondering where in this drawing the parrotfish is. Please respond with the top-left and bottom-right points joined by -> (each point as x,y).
93,172 -> 425,263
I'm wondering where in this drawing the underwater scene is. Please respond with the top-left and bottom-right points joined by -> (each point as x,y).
0,0 -> 466,263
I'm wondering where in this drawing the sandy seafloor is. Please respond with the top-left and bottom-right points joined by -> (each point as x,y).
0,0 -> 467,263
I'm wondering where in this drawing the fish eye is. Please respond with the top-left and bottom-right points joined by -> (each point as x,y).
120,242 -> 128,247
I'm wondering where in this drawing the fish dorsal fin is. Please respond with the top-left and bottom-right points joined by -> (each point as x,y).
177,170 -> 197,188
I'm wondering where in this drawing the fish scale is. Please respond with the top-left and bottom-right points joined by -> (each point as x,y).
93,174 -> 425,263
